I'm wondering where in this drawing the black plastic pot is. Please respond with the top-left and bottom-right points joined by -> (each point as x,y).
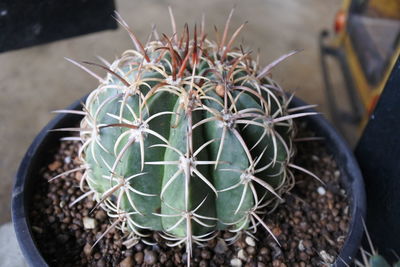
12,97 -> 366,266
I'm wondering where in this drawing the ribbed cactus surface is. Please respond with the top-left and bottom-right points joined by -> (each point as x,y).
61,10 -> 316,261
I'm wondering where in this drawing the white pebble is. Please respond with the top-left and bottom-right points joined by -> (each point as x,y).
319,250 -> 334,263
311,155 -> 319,161
337,235 -> 345,242
298,240 -> 305,251
230,258 -> 242,267
317,186 -> 326,195
64,156 -> 71,164
237,249 -> 247,261
344,206 -> 349,215
245,236 -> 255,247
83,217 -> 97,229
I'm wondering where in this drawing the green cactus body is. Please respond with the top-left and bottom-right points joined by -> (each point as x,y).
369,255 -> 391,267
67,11 -> 314,259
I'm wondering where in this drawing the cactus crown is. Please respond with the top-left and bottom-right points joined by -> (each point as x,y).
58,9 -> 319,264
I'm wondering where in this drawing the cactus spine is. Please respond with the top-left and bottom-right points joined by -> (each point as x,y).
59,9 -> 318,262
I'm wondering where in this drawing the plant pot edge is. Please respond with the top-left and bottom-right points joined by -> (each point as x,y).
291,97 -> 366,266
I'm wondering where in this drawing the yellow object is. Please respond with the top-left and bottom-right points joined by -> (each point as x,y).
344,36 -> 400,130
368,0 -> 400,19
326,0 -> 400,134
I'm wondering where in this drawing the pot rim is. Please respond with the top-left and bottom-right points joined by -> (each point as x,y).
291,97 -> 366,266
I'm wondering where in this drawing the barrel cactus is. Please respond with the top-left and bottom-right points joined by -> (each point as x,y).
56,9 -> 318,263
356,222 -> 400,267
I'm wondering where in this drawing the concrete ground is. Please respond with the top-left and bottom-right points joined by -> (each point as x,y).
0,223 -> 26,267
0,0 -> 341,225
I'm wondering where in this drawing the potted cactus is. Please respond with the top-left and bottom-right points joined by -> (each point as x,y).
12,10 -> 365,266
356,224 -> 400,267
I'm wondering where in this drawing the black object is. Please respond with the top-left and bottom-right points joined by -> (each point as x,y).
11,99 -> 84,267
291,97 -> 366,266
355,56 -> 400,263
12,97 -> 366,266
0,0 -> 117,53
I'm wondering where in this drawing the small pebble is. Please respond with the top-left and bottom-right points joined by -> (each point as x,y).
298,240 -> 305,251
48,216 -> 56,223
299,252 -> 308,261
94,210 -> 107,221
83,217 -> 96,229
144,250 -> 157,265
85,200 -> 95,210
238,249 -> 247,261
317,186 -> 326,195
134,252 -> 144,264
174,252 -> 181,264
311,155 -> 319,161
119,256 -> 133,267
303,240 -> 312,249
337,235 -> 346,243
31,226 -> 43,234
213,239 -> 228,254
48,161 -> 61,171
83,243 -> 92,256
270,242 -> 283,259
182,253 -> 188,264
272,226 -> 282,237
97,259 -> 106,267
344,206 -> 349,215
260,247 -> 269,255
339,220 -> 348,232
75,171 -> 83,181
159,252 -> 167,264
319,250 -> 335,263
64,156 -> 71,164
245,236 -> 256,247
246,246 -> 256,255
201,249 -> 211,260
134,242 -> 144,252
230,258 -> 243,267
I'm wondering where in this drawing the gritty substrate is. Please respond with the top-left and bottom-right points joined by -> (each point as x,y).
30,121 -> 350,266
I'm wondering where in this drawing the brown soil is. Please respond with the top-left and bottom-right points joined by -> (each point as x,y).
30,121 -> 350,266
